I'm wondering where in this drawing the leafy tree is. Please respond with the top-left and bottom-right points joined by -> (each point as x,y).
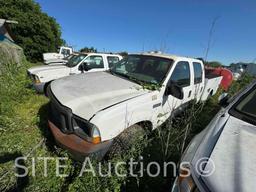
79,46 -> 97,53
0,0 -> 64,61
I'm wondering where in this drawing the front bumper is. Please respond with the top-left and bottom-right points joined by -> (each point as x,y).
48,120 -> 112,161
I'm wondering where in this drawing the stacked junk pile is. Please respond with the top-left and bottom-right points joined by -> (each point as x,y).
0,19 -> 25,66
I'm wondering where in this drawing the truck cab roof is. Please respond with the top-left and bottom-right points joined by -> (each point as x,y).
134,52 -> 203,63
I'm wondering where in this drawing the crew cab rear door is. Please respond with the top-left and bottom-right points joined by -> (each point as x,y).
191,61 -> 205,101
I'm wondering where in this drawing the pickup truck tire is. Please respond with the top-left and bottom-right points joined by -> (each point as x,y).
106,124 -> 146,158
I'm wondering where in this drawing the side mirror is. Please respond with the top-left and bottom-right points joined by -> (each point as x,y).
165,82 -> 184,99
218,92 -> 229,107
78,62 -> 90,73
78,64 -> 84,73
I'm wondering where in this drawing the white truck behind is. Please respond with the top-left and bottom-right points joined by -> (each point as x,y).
27,53 -> 122,93
43,46 -> 73,63
44,53 -> 79,65
47,53 -> 222,160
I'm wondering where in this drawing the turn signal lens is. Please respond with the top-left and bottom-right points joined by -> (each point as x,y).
35,79 -> 40,84
91,126 -> 101,144
92,136 -> 101,144
178,165 -> 196,192
34,75 -> 41,84
178,167 -> 190,183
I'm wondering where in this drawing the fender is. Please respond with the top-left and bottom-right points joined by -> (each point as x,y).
90,91 -> 158,141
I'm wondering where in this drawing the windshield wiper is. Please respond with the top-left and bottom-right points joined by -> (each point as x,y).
108,70 -> 158,89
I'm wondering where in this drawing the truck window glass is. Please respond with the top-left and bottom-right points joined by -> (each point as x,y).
193,62 -> 203,84
107,56 -> 120,68
236,88 -> 256,118
61,48 -> 70,56
84,56 -> 104,68
111,55 -> 173,85
229,84 -> 256,126
170,61 -> 191,87
66,54 -> 87,67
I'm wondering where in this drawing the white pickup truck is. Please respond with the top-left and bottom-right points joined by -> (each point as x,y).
44,53 -> 79,65
27,53 -> 122,93
43,46 -> 73,63
47,53 -> 222,160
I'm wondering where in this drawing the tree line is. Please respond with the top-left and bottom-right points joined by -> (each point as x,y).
0,0 -> 64,62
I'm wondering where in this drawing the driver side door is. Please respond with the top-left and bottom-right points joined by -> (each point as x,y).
157,61 -> 193,125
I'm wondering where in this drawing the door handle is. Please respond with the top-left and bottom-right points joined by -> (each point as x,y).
188,90 -> 192,98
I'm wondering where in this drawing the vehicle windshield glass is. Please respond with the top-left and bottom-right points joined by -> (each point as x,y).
110,55 -> 173,85
235,86 -> 256,118
66,54 -> 87,67
64,54 -> 75,61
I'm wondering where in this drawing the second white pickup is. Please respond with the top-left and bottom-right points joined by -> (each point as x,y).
27,53 -> 122,93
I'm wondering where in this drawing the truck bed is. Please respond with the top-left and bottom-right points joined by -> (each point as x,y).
201,74 -> 223,101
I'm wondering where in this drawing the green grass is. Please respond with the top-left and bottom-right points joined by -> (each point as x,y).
0,61 -> 254,191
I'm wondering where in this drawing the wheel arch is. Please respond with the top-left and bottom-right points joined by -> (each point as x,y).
43,80 -> 54,96
136,120 -> 153,132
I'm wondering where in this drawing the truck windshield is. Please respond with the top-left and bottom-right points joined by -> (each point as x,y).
230,84 -> 256,125
110,55 -> 173,85
66,54 -> 87,67
235,87 -> 256,117
64,54 -> 75,61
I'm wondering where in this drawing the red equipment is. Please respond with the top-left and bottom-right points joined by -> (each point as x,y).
205,67 -> 233,91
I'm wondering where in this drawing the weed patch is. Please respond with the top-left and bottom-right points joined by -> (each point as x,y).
0,60 -> 254,192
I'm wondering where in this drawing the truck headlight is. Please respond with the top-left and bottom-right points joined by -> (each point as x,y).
33,75 -> 41,84
73,116 -> 101,144
177,164 -> 197,192
91,125 -> 101,144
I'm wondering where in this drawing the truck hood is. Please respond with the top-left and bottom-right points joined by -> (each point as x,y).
27,65 -> 70,82
28,64 -> 68,74
200,115 -> 256,192
45,58 -> 67,65
50,72 -> 147,120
